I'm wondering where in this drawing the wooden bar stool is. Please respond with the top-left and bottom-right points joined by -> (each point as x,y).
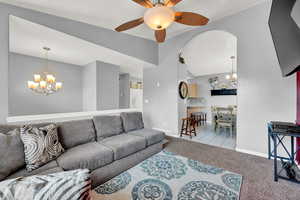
180,117 -> 197,139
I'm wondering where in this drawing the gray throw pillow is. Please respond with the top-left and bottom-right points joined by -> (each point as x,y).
0,129 -> 25,181
0,169 -> 91,200
20,124 -> 64,171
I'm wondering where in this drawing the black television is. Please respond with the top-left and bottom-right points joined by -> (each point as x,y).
211,89 -> 237,96
269,0 -> 300,77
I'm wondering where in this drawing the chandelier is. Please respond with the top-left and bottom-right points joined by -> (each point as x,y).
226,56 -> 237,87
27,47 -> 62,95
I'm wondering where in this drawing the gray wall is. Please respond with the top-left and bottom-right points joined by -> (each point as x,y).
82,61 -> 97,111
144,2 -> 296,155
144,40 -> 179,133
82,61 -> 120,111
119,73 -> 130,109
177,63 -> 189,131
0,2 -> 158,123
97,62 -> 120,110
9,53 -> 83,116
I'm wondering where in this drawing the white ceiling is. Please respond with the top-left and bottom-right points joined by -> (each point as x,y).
1,0 -> 267,41
182,30 -> 237,77
10,16 -> 152,78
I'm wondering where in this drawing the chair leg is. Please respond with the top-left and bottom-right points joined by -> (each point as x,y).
192,120 -> 197,136
188,124 -> 192,139
180,120 -> 185,137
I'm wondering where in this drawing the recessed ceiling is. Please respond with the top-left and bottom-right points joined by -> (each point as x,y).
10,16 -> 152,78
182,30 -> 237,76
1,0 -> 267,41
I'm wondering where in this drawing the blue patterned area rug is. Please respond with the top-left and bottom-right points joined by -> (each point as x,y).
92,150 -> 243,200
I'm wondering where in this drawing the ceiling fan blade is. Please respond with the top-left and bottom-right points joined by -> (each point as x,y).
164,0 -> 183,7
175,12 -> 209,26
115,18 -> 144,32
155,29 -> 166,43
131,0 -> 153,8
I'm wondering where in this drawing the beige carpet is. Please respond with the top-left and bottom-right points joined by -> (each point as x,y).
164,136 -> 300,200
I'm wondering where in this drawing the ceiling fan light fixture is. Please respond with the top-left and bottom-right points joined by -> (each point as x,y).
144,4 -> 175,30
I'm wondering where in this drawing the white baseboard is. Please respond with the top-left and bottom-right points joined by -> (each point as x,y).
152,128 -> 179,138
153,127 -> 270,159
236,148 -> 268,158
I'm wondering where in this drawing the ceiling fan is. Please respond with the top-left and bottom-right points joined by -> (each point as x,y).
115,0 -> 209,43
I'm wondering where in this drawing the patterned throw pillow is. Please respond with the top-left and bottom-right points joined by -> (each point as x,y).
0,169 -> 91,200
20,124 -> 64,171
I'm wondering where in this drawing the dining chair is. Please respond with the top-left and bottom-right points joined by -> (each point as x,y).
215,113 -> 234,137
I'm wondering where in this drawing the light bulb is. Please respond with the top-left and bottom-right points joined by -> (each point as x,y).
144,4 -> 175,30
27,81 -> 35,89
46,74 -> 55,83
40,81 -> 47,89
226,74 -> 231,80
34,74 -> 41,82
55,82 -> 62,90
232,73 -> 237,79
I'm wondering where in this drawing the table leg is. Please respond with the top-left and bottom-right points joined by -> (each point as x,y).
268,128 -> 271,160
273,134 -> 278,182
291,136 -> 295,163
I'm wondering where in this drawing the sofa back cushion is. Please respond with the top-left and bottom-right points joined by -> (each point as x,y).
0,128 -> 25,181
120,112 -> 144,132
57,119 -> 96,149
93,115 -> 123,140
0,125 -> 19,133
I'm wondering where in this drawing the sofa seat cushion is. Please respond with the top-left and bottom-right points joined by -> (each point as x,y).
99,134 -> 146,160
128,128 -> 165,146
57,142 -> 113,171
7,160 -> 60,179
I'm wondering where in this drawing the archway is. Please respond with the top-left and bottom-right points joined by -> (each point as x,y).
178,30 -> 238,150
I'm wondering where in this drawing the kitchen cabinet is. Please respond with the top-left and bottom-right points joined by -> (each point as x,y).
188,83 -> 198,98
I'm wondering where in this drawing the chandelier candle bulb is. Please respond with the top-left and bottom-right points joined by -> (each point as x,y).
40,81 -> 47,89
56,82 -> 62,90
34,74 -> 41,82
46,74 -> 55,83
232,73 -> 237,79
27,81 -> 35,89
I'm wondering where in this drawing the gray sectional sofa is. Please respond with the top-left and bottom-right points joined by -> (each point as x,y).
0,112 -> 165,188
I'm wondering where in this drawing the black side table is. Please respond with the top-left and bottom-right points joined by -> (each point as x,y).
268,122 -> 300,184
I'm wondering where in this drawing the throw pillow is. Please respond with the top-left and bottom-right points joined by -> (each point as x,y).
0,169 -> 91,200
20,124 -> 64,171
0,129 -> 25,181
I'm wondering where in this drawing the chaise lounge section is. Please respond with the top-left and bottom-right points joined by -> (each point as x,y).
0,112 -> 165,188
